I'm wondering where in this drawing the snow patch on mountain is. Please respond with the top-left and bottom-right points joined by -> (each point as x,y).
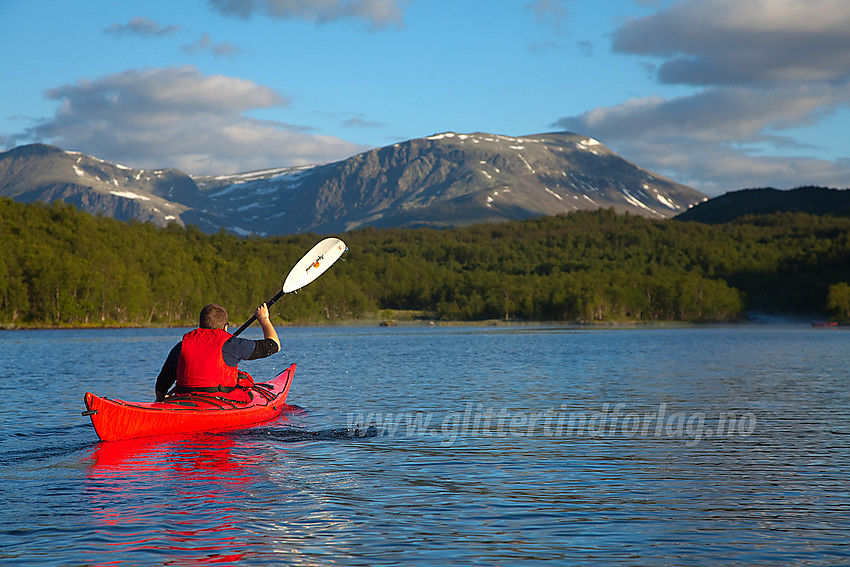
111,190 -> 151,201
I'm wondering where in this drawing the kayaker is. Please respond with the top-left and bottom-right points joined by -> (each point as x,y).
154,303 -> 281,402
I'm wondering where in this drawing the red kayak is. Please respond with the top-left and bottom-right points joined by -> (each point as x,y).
83,363 -> 296,442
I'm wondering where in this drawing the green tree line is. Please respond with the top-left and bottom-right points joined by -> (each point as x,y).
1,197 -> 849,327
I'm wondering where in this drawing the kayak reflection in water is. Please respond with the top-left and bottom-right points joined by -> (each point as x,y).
154,303 -> 281,403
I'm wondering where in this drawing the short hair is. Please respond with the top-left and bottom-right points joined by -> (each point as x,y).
199,303 -> 228,329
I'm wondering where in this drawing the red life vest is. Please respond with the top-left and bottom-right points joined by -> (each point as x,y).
176,328 -> 239,390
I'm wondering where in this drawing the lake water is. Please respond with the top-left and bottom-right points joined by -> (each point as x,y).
0,324 -> 848,565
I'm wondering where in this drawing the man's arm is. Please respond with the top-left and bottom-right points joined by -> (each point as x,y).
155,342 -> 181,401
222,304 -> 281,366
255,303 -> 280,351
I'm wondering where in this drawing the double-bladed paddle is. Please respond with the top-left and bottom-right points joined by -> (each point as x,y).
231,238 -> 347,337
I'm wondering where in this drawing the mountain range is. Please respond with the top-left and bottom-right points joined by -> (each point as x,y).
0,132 -> 707,236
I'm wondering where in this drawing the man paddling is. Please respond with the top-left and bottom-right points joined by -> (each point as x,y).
155,303 -> 281,402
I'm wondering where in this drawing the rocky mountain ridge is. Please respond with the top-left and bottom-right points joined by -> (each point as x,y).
0,131 -> 707,235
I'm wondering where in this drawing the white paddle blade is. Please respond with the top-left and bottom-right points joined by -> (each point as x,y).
282,238 -> 347,293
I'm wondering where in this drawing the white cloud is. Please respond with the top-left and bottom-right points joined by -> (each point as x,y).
567,85 -> 850,143
181,33 -> 242,57
557,87 -> 850,193
525,0 -> 569,28
341,115 -> 384,128
13,66 -> 367,174
207,0 -> 408,28
612,0 -> 850,86
104,17 -> 181,37
556,0 -> 850,194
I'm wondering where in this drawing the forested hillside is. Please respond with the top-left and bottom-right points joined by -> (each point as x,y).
2,197 -> 849,327
676,186 -> 850,223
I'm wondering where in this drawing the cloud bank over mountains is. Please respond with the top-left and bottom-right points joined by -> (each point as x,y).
556,0 -> 850,193
10,66 -> 367,174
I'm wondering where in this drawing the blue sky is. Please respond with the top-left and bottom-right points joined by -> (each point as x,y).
2,0 -> 850,195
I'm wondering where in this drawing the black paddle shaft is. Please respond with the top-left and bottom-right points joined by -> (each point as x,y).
231,289 -> 286,337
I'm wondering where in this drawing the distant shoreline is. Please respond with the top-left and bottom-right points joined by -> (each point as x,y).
1,313 -> 838,331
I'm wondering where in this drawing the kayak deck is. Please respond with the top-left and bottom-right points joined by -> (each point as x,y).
83,363 -> 296,441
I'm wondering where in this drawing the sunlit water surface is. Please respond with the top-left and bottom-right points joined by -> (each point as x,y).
1,324 -> 848,565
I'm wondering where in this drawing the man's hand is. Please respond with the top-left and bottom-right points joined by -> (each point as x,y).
255,302 -> 280,351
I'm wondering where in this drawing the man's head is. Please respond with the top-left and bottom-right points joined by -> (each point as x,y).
199,303 -> 228,329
